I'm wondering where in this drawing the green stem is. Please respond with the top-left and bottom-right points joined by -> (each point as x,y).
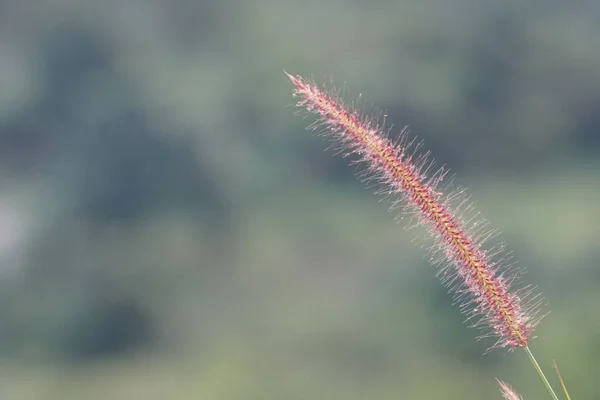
524,346 -> 560,400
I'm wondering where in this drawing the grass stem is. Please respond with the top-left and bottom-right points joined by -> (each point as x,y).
524,346 -> 560,400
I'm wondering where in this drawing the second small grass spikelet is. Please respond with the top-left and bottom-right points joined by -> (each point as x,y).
286,71 -> 543,350
497,380 -> 524,400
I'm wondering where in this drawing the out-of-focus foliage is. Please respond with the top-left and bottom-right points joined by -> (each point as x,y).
0,0 -> 598,399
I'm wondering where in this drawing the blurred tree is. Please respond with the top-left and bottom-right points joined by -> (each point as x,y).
460,12 -> 526,113
0,22 -> 232,362
58,276 -> 156,361
574,94 -> 600,153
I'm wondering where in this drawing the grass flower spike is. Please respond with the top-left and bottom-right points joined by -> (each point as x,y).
497,380 -> 524,400
285,71 -> 543,350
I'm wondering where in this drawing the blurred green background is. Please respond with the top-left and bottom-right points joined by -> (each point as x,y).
0,0 -> 599,399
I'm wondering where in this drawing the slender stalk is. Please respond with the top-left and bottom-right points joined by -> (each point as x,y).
553,360 -> 572,400
524,346 -> 560,400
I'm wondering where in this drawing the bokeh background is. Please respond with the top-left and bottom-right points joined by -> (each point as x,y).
1,0 -> 599,399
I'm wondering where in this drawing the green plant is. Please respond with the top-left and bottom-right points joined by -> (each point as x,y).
285,71 -> 570,399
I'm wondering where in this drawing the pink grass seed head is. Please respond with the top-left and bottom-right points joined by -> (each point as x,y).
286,71 -> 544,350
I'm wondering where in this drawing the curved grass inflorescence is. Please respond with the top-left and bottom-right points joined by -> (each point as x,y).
285,71 -> 545,350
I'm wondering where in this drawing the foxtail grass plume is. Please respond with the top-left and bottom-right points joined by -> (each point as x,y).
497,380 -> 524,400
285,72 -> 544,350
